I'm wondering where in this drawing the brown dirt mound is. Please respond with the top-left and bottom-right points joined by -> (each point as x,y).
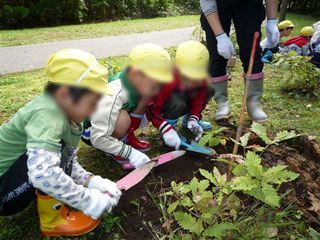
112,130 -> 320,239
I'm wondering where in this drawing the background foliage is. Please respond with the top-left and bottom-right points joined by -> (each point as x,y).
0,0 -> 200,29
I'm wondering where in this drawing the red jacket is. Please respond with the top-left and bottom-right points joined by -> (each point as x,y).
147,72 -> 208,132
284,35 -> 310,47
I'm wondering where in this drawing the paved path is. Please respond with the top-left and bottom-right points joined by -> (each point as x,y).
0,27 -> 195,75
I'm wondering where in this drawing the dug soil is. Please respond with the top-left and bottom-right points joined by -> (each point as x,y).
112,128 -> 320,239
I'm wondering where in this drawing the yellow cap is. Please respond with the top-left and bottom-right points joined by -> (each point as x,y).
129,43 -> 172,83
175,40 -> 209,81
45,49 -> 111,95
278,20 -> 294,30
300,26 -> 314,37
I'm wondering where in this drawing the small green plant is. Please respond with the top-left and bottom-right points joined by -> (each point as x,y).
199,126 -> 228,147
101,213 -> 123,234
163,152 -> 299,240
230,151 -> 299,208
164,168 -> 239,239
231,122 -> 299,153
273,52 -> 320,96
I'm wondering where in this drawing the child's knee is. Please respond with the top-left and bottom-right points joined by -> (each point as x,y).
112,110 -> 131,139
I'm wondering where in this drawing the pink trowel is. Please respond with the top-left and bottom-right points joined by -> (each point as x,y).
116,150 -> 185,191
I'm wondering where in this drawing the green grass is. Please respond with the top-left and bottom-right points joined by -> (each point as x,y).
0,12 -> 319,240
0,15 -> 198,47
1,56 -> 319,239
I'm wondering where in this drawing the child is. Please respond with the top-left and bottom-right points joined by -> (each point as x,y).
261,20 -> 295,53
83,43 -> 172,169
147,41 -> 214,148
283,26 -> 314,48
0,49 -> 122,236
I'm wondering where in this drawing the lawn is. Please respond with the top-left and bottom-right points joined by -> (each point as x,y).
0,52 -> 319,239
0,11 -> 319,240
0,15 -> 198,47
0,12 -> 318,48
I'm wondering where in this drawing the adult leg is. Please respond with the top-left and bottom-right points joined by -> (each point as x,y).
233,0 -> 267,122
127,98 -> 150,152
0,153 -> 36,216
201,2 -> 232,120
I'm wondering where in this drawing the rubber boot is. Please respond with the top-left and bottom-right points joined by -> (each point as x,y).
246,78 -> 268,122
37,193 -> 100,237
182,115 -> 212,131
107,153 -> 135,170
127,115 -> 150,152
212,79 -> 231,121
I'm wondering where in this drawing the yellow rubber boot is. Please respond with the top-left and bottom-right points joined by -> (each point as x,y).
37,193 -> 101,237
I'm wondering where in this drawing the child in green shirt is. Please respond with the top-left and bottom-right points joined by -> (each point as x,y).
0,49 -> 121,237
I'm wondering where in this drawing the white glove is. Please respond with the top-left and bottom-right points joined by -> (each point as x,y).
216,33 -> 235,60
163,129 -> 181,150
83,188 -> 118,220
88,176 -> 122,200
266,19 -> 280,48
128,148 -> 151,168
187,117 -> 204,142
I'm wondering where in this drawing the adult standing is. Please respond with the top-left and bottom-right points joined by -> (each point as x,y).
200,0 -> 279,122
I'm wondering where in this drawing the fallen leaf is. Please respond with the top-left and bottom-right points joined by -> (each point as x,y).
308,192 -> 320,216
162,218 -> 173,232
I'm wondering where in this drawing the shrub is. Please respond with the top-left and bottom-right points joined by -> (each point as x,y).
273,52 -> 320,96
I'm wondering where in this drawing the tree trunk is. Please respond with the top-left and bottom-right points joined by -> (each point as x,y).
279,0 -> 289,22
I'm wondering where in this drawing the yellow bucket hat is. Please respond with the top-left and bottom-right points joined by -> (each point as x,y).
129,43 -> 173,83
46,49 -> 111,95
300,26 -> 314,37
175,40 -> 209,81
278,20 -> 294,30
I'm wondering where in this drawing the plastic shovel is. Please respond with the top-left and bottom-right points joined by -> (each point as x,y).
179,135 -> 215,156
117,150 -> 186,191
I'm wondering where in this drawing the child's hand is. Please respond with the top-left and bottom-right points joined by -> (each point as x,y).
187,117 -> 204,141
88,176 -> 122,200
163,129 -> 181,150
84,188 -> 119,220
128,148 -> 151,168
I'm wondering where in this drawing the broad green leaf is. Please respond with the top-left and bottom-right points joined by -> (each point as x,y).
199,134 -> 212,146
274,130 -> 298,143
198,179 -> 210,192
199,169 -> 218,185
180,196 -> 193,207
173,211 -> 203,235
213,167 -> 227,186
240,132 -> 251,147
232,164 -> 247,176
231,176 -> 258,191
245,151 -> 262,177
251,122 -> 271,144
202,222 -> 237,239
189,177 -> 199,195
167,200 -> 180,214
261,182 -> 280,208
209,137 -> 221,147
265,166 -> 299,184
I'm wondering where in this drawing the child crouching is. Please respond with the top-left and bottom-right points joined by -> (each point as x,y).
0,49 -> 121,236
147,40 -> 214,148
82,43 -> 173,169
